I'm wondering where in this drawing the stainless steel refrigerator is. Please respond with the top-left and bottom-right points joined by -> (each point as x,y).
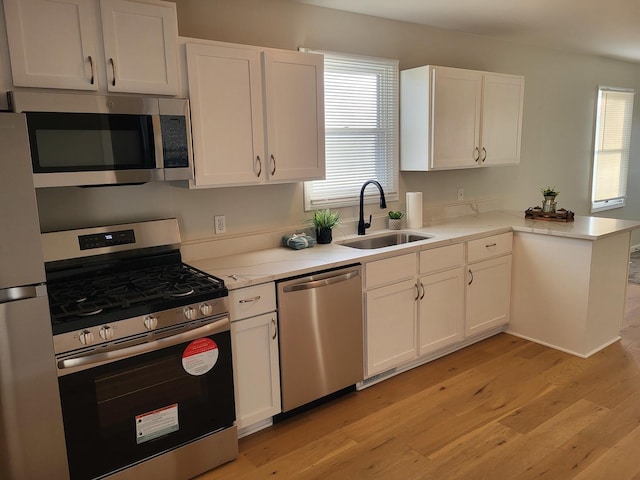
0,113 -> 69,479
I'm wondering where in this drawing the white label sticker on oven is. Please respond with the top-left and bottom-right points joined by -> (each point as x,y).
135,403 -> 179,444
182,338 -> 219,376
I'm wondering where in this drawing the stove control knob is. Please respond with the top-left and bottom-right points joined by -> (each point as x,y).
99,325 -> 114,340
200,303 -> 213,316
78,330 -> 94,346
183,306 -> 197,320
144,315 -> 158,330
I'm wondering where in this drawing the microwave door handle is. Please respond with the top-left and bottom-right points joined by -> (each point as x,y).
152,115 -> 164,168
58,317 -> 229,371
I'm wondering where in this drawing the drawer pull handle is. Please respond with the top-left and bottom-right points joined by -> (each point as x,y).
239,296 -> 261,304
468,269 -> 474,286
485,243 -> 497,248
271,318 -> 277,340
473,146 -> 480,162
419,282 -> 425,300
414,283 -> 420,301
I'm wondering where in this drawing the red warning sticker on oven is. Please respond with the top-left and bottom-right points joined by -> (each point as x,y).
182,338 -> 219,376
136,403 -> 179,444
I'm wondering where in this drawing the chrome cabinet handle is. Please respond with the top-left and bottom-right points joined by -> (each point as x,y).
481,147 -> 487,163
255,155 -> 262,177
88,55 -> 95,85
271,317 -> 277,340
109,58 -> 116,86
238,295 -> 261,304
270,154 -> 276,176
468,269 -> 474,286
473,147 -> 480,162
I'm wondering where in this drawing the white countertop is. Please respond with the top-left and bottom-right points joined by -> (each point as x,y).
188,210 -> 640,290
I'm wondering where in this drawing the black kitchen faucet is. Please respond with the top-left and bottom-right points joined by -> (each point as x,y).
358,180 -> 387,235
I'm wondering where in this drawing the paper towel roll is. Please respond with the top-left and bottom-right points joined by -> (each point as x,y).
406,192 -> 423,229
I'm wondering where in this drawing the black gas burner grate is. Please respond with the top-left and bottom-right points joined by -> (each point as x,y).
47,262 -> 226,327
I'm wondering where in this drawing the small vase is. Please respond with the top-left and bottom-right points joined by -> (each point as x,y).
542,195 -> 557,213
316,227 -> 333,244
388,218 -> 402,230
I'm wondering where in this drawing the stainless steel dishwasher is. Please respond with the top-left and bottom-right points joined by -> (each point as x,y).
277,264 -> 364,412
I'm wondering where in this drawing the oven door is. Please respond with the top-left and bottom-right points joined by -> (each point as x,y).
57,320 -> 235,480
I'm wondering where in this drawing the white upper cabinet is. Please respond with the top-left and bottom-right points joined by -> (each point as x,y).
99,0 -> 179,94
400,65 -> 524,171
3,0 -> 179,95
262,50 -> 325,183
186,43 -> 265,187
185,40 -> 325,188
4,0 -> 99,90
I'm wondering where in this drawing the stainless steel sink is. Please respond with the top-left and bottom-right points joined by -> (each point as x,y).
339,232 -> 433,249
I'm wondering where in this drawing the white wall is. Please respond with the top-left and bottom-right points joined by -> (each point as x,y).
34,0 -> 640,245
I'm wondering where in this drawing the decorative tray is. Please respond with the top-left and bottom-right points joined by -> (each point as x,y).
525,208 -> 575,222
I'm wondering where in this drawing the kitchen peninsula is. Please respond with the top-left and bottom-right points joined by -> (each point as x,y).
187,210 -> 640,359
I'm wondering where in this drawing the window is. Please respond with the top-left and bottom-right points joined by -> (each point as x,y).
591,86 -> 635,213
302,50 -> 399,210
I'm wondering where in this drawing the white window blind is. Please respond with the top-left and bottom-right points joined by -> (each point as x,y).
303,50 -> 399,210
591,86 -> 635,212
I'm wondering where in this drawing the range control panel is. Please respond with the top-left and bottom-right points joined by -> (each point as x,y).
78,229 -> 136,250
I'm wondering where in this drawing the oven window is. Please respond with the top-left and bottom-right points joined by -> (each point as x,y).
25,112 -> 155,172
58,332 -> 235,480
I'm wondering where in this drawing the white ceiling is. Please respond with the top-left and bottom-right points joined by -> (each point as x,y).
296,0 -> 640,64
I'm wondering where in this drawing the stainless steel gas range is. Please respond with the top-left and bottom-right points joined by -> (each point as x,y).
42,218 -> 238,480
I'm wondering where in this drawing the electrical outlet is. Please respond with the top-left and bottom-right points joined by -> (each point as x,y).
214,215 -> 226,234
457,188 -> 464,201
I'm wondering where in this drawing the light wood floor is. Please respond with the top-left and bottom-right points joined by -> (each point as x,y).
197,283 -> 640,479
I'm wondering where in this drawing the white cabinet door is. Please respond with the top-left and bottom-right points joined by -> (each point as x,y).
263,50 -> 325,183
480,74 -> 524,166
418,267 -> 465,355
99,0 -> 179,95
231,312 -> 281,429
4,0 -> 99,90
186,43 -> 265,187
365,278 -> 417,376
466,254 -> 512,336
431,67 -> 482,169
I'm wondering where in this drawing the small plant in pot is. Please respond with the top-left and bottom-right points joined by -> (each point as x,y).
388,211 -> 404,230
540,186 -> 559,213
312,209 -> 340,244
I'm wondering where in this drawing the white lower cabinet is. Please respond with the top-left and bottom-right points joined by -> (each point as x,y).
465,232 -> 513,336
365,278 -> 418,376
418,267 -> 465,355
229,283 -> 281,436
364,244 -> 464,378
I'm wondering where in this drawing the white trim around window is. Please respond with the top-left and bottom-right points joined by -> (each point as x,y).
591,86 -> 635,213
301,49 -> 399,210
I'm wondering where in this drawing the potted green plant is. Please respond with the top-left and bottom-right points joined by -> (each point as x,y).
540,186 -> 559,213
388,211 -> 404,230
312,209 -> 340,244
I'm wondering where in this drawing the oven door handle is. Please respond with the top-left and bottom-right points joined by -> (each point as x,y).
57,318 -> 229,371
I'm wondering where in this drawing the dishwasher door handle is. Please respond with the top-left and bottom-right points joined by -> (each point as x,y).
282,270 -> 360,292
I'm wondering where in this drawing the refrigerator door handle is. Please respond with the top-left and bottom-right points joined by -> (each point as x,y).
0,284 -> 45,304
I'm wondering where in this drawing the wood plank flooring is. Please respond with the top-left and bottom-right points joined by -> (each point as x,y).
196,284 -> 640,479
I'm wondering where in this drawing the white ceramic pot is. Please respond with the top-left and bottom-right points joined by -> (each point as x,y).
388,218 -> 402,230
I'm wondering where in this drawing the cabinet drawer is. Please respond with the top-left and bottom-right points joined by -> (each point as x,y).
229,283 -> 276,321
419,243 -> 464,274
365,253 -> 416,289
467,232 -> 513,263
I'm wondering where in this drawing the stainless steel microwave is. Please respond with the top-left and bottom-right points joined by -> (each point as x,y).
8,91 -> 193,188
